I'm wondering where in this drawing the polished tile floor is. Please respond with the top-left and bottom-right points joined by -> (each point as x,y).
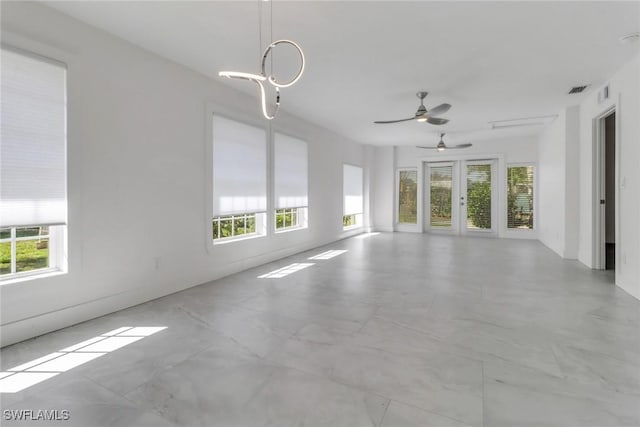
1,233 -> 639,426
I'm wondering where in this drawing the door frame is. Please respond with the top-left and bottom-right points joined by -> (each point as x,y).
421,153 -> 504,236
424,161 -> 459,234
460,159 -> 499,237
592,104 -> 619,270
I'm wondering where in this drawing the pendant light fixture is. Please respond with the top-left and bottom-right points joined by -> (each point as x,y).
219,1 -> 305,120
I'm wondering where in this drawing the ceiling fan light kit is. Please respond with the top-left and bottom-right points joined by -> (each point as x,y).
417,133 -> 472,151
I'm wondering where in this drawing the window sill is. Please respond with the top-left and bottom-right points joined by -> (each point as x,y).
0,268 -> 66,286
213,233 -> 265,245
275,225 -> 308,234
342,225 -> 362,231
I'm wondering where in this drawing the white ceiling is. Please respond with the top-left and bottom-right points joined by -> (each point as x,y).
45,1 -> 640,146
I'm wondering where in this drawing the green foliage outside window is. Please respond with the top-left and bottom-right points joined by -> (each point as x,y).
0,226 -> 50,275
466,165 -> 492,229
398,170 -> 417,224
212,214 -> 256,240
276,209 -> 298,230
343,214 -> 356,227
507,166 -> 534,229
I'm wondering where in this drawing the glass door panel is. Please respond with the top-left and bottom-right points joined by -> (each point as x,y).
430,165 -> 453,228
465,163 -> 492,230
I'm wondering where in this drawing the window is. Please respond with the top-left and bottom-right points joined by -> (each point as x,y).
507,165 -> 534,229
1,48 -> 67,280
343,164 -> 363,229
398,169 -> 418,224
212,115 -> 267,242
274,133 -> 308,231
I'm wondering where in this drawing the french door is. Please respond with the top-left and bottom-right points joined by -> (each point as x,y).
424,159 -> 498,236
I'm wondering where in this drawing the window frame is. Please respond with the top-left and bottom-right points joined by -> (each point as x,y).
505,163 -> 536,232
1,225 -> 66,282
275,207 -> 308,233
0,45 -> 69,283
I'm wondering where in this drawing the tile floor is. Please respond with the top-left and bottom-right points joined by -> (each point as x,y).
1,233 -> 639,426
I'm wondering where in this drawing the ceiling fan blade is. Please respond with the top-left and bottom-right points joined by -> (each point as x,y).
416,145 -> 438,149
427,103 -> 451,116
447,143 -> 473,149
426,117 -> 449,125
374,117 -> 415,124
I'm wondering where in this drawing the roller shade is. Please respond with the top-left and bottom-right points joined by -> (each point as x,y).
1,48 -> 67,228
343,164 -> 363,215
274,133 -> 308,209
212,115 -> 267,217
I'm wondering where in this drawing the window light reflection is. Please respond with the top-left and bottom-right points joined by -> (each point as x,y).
0,326 -> 167,393
308,250 -> 347,260
258,263 -> 315,279
354,232 -> 380,239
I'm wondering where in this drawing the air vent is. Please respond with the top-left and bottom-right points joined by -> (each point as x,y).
568,85 -> 588,94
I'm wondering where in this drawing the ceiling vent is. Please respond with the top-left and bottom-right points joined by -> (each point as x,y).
568,85 -> 588,94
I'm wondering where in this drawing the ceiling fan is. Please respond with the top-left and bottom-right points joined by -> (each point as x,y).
417,133 -> 472,151
374,91 -> 451,125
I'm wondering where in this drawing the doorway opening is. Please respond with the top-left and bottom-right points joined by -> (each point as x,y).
594,108 -> 616,274
604,113 -> 616,270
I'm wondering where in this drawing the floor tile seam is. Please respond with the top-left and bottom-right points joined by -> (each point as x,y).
555,342 -> 640,368
261,358 -> 395,409
163,308 -> 272,363
383,397 -> 479,427
483,360 -> 640,402
75,372 -> 181,427
377,399 -> 390,427
265,355 -> 480,427
481,361 -> 485,427
362,315 -> 487,366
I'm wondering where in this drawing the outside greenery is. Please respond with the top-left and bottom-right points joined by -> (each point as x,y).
212,214 -> 256,240
1,226 -> 50,275
507,166 -> 534,229
430,167 -> 453,227
343,214 -> 357,227
398,170 -> 417,223
466,165 -> 492,229
276,208 -> 298,230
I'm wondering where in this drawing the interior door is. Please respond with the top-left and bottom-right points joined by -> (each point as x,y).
460,160 -> 498,236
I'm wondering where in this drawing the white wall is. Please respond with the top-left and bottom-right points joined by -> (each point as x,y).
537,111 -> 567,256
371,146 -> 395,232
577,54 -> 640,299
537,107 -> 581,259
372,135 -> 538,236
0,2 -> 370,346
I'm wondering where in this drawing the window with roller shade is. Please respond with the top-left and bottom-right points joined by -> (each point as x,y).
507,165 -> 534,229
343,164 -> 363,228
212,115 -> 267,242
274,133 -> 308,231
1,47 -> 67,280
